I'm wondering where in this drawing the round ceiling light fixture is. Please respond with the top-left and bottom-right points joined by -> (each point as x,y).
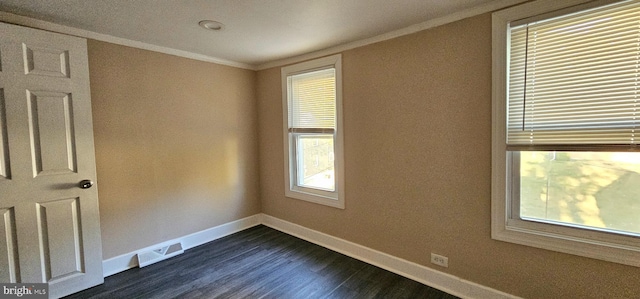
199,20 -> 224,31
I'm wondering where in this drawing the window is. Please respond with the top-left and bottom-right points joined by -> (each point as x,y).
282,54 -> 344,208
492,0 -> 640,266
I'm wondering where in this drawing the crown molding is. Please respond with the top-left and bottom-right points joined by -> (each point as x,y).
0,11 -> 256,70
1,0 -> 529,72
256,0 -> 529,70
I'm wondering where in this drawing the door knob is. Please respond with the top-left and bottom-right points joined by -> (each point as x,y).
79,180 -> 94,189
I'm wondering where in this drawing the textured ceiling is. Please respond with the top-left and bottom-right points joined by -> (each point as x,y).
0,0 -> 518,68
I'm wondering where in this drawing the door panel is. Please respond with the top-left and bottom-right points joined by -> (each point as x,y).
0,89 -> 9,180
0,207 -> 19,283
23,45 -> 70,78
0,22 -> 103,298
27,90 -> 77,177
37,198 -> 83,282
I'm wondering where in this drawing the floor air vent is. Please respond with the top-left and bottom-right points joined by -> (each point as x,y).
137,242 -> 184,268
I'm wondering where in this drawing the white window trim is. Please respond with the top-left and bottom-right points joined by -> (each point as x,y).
491,0 -> 640,267
281,54 -> 345,209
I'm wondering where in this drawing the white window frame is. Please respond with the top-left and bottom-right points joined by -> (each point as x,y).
281,54 -> 345,209
491,0 -> 640,267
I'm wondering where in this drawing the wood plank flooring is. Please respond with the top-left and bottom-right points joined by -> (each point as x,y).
65,225 -> 458,299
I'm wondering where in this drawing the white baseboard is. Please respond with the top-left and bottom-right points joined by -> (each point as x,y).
261,214 -> 519,299
102,214 -> 262,277
102,213 -> 517,299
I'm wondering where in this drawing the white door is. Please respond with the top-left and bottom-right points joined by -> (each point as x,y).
0,22 -> 103,298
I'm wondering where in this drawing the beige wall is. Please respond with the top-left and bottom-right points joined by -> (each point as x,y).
256,14 -> 639,299
87,40 -> 260,259
83,12 -> 638,298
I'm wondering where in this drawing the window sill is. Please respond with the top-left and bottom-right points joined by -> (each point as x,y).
492,219 -> 640,267
285,189 -> 344,209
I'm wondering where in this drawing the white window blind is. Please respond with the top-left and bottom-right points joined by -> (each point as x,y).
507,0 -> 640,148
288,68 -> 336,133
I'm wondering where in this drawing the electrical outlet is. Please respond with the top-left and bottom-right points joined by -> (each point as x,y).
430,253 -> 448,268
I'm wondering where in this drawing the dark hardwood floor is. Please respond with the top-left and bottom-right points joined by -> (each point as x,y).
65,225 -> 458,299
